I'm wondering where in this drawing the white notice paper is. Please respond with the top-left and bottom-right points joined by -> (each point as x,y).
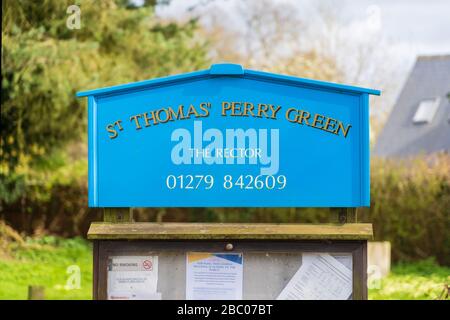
331,254 -> 352,271
107,256 -> 159,300
302,253 -> 353,271
277,253 -> 352,300
186,252 -> 243,300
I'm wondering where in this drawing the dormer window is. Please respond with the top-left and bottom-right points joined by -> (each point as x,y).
412,97 -> 440,124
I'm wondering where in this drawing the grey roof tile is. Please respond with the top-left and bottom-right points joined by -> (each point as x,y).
373,55 -> 450,157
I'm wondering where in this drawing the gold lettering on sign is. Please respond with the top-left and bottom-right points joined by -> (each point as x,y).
106,120 -> 123,139
222,101 -> 282,120
129,102 -> 211,130
107,101 -> 353,139
284,108 -> 352,138
256,103 -> 269,118
168,105 -> 187,120
221,101 -> 231,116
243,102 -> 255,117
337,122 -> 352,138
142,111 -> 157,126
199,102 -> 211,117
130,114 -> 143,130
312,113 -> 324,128
323,117 -> 338,134
106,124 -> 117,139
156,109 -> 170,123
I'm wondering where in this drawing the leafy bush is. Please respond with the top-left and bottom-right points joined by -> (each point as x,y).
131,155 -> 450,266
1,155 -> 449,265
360,155 -> 450,265
1,0 -> 209,203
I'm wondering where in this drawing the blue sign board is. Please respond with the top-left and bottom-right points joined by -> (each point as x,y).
77,63 -> 380,207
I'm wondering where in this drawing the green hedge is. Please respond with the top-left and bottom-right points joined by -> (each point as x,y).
1,155 -> 449,265
360,155 -> 450,265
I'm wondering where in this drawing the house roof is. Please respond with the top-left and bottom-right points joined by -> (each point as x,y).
373,55 -> 450,157
76,63 -> 380,98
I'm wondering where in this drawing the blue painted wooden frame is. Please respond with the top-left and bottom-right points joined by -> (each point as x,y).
77,64 -> 380,208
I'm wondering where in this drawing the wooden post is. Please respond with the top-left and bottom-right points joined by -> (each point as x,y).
103,208 -> 133,223
352,241 -> 368,300
28,285 -> 45,300
92,240 -> 100,300
332,208 -> 358,224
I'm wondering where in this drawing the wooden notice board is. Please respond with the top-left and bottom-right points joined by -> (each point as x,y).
89,223 -> 372,300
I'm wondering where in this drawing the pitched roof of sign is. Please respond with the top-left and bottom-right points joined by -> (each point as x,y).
76,63 -> 380,98
373,55 -> 450,157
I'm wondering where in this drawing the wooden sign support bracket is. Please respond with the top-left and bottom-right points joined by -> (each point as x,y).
334,208 -> 358,224
103,208 -> 133,223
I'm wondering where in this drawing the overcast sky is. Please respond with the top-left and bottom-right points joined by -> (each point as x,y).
157,0 -> 450,57
345,0 -> 450,55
